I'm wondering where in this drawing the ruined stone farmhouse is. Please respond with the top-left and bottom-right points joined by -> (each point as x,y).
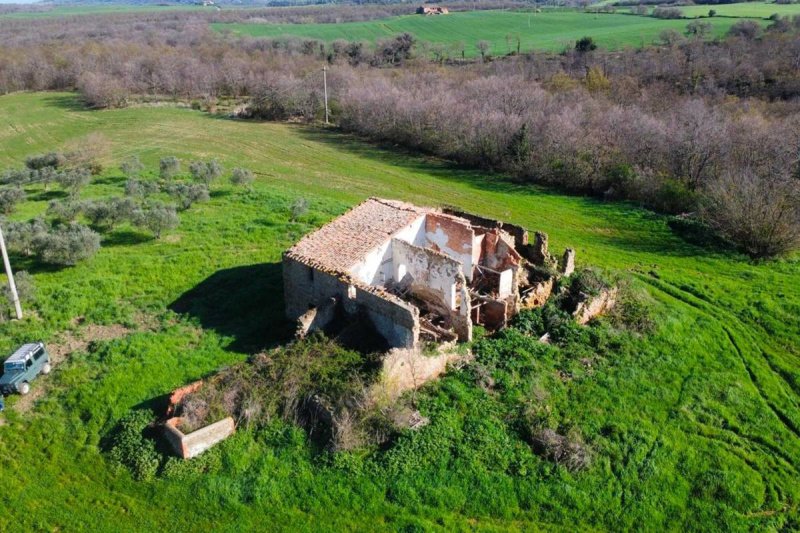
283,198 -> 574,349
416,5 -> 449,15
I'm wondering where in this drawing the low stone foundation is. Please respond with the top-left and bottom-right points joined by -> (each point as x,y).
163,416 -> 235,459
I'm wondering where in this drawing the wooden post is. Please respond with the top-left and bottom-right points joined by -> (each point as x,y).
0,223 -> 22,320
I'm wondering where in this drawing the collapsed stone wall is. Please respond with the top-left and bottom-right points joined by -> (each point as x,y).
442,208 -> 529,249
392,238 -> 472,342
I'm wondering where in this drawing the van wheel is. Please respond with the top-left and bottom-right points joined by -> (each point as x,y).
18,382 -> 30,395
42,363 -> 52,375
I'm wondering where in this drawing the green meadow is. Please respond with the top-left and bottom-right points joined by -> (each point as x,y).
0,4 -> 212,19
0,92 -> 798,530
212,10 -> 762,56
677,1 -> 800,19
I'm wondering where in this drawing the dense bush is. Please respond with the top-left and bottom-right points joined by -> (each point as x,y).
703,168 -> 800,257
107,410 -> 161,482
25,152 -> 65,171
652,7 -> 683,19
336,66 -> 800,257
173,335 -> 387,451
728,19 -> 761,39
574,36 -> 597,52
247,77 -> 322,121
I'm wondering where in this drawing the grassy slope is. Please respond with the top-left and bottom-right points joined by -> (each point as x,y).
0,92 -> 798,530
212,10 -> 760,56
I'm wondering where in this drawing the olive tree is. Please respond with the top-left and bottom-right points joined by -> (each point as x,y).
56,167 -> 92,198
120,155 -> 145,178
125,178 -> 160,198
83,197 -> 137,230
32,223 -> 101,266
290,197 -> 309,221
0,188 -> 26,215
165,182 -> 210,211
46,200 -> 83,223
134,202 -> 179,239
229,167 -> 254,189
189,159 -> 224,186
159,157 -> 181,181
3,218 -> 48,257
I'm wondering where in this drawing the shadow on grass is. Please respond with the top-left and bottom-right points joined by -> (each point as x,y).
294,126 -> 741,260
102,229 -> 152,247
41,94 -> 90,112
30,190 -> 68,202
169,262 -> 292,354
209,189 -> 232,199
93,175 -> 127,186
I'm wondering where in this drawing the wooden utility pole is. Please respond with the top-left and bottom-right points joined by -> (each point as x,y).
0,223 -> 22,320
323,66 -> 329,125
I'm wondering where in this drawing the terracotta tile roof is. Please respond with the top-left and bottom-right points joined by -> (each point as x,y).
285,197 -> 428,273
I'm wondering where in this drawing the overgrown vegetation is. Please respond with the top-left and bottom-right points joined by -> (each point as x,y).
0,91 -> 798,532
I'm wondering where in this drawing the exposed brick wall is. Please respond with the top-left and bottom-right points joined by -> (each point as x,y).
425,213 -> 475,279
442,207 -> 529,248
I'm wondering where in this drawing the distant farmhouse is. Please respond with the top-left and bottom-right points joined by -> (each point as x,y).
283,198 -> 574,350
416,5 -> 450,15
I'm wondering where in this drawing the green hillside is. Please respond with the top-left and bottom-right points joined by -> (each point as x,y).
212,10 -> 766,55
0,92 -> 798,530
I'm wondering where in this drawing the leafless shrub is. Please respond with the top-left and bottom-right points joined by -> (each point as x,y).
703,168 -> 800,258
531,428 -> 592,471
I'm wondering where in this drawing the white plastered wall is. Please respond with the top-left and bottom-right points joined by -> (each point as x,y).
348,214 -> 426,286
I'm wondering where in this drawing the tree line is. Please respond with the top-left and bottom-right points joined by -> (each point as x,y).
0,8 -> 798,256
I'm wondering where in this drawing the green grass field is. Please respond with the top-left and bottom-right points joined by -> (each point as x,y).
0,92 -> 799,530
0,4 -> 214,19
212,10 -> 762,56
678,2 -> 800,19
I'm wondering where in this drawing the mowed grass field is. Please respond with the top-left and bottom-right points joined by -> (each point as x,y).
0,4 -> 213,19
0,92 -> 799,530
678,1 -> 800,18
212,9 -> 763,56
